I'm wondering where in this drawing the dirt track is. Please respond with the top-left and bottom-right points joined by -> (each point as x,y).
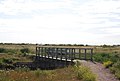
79,60 -> 119,81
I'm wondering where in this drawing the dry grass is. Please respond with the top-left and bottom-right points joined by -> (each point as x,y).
1,44 -> 120,54
0,44 -> 36,54
94,46 -> 120,54
0,53 -> 80,81
0,66 -> 80,81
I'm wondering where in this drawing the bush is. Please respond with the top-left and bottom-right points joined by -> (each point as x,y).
93,53 -> 120,63
115,71 -> 120,79
74,65 -> 96,81
2,58 -> 13,64
0,48 -> 6,53
93,53 -> 110,63
110,61 -> 120,80
20,48 -> 30,54
103,61 -> 113,68
34,69 -> 53,78
112,61 -> 120,69
15,67 -> 30,72
0,59 -> 4,65
83,71 -> 96,81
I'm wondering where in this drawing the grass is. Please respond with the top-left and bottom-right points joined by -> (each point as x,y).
74,61 -> 96,81
0,53 -> 79,81
0,53 -> 96,81
0,66 -> 81,81
0,65 -> 97,81
0,44 -> 36,54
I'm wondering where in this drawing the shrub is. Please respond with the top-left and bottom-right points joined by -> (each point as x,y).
93,53 -> 110,63
34,69 -> 53,78
15,67 -> 30,72
20,48 -> 30,54
115,71 -> 120,79
2,58 -> 13,64
0,59 -> 3,65
74,65 -> 96,81
0,48 -> 6,53
83,71 -> 96,81
103,61 -> 113,68
93,53 -> 120,63
110,61 -> 120,80
112,61 -> 120,69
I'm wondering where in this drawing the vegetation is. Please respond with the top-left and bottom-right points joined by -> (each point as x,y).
93,53 -> 120,79
0,66 -> 79,81
74,61 -> 96,81
0,44 -> 36,54
0,43 -> 120,80
0,48 -> 6,53
0,53 -> 97,81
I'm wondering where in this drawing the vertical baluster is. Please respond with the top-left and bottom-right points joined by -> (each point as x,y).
56,48 -> 58,60
60,48 -> 62,61
91,48 -> 93,61
84,49 -> 87,60
79,49 -> 81,59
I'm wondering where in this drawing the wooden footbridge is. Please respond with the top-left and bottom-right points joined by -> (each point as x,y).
14,45 -> 94,70
35,45 -> 94,63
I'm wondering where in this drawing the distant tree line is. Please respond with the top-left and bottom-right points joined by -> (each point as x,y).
0,43 -> 34,45
0,48 -> 30,55
40,44 -> 86,46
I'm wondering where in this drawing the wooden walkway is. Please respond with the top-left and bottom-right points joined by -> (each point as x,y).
14,46 -> 94,70
36,46 -> 94,63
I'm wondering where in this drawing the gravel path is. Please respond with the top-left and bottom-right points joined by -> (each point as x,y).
78,60 -> 119,81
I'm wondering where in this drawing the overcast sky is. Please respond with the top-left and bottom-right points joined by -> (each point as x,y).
0,0 -> 120,45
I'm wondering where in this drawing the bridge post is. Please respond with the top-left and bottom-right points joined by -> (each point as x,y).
35,47 -> 38,60
51,48 -> 54,60
60,48 -> 63,61
56,48 -> 58,60
79,49 -> 81,59
41,47 -> 44,58
48,48 -> 50,59
73,48 -> 75,59
71,48 -> 74,62
91,49 -> 93,61
38,47 -> 41,60
65,48 -> 67,65
68,48 -> 70,59
73,48 -> 76,59
84,49 -> 87,60
44,47 -> 47,58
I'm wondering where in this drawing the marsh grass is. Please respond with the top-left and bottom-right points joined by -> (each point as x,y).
74,64 -> 96,81
0,66 -> 81,81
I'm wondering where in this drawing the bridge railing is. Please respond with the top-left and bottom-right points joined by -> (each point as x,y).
36,46 -> 94,62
